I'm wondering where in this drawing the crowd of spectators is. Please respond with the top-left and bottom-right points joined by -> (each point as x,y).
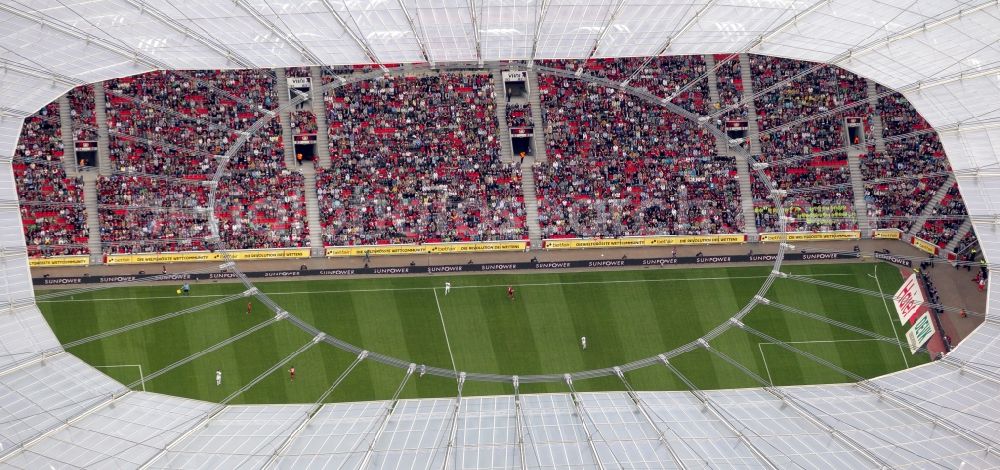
506,103 -> 532,129
540,57 -> 709,114
97,176 -> 211,254
104,69 -> 278,177
534,69 -> 741,238
713,54 -> 744,111
14,102 -> 89,256
68,84 -> 98,143
291,111 -> 317,136
318,72 -> 525,245
749,56 -> 867,232
916,183 -> 967,248
862,88 -> 955,234
216,169 -> 309,249
13,58 -> 976,257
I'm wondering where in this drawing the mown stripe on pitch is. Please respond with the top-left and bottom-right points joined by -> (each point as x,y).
478,279 -> 544,376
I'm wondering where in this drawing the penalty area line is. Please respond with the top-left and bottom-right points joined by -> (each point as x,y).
757,339 -> 882,386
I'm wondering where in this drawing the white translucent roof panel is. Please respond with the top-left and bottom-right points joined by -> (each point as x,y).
636,391 -> 765,468
577,392 -> 682,469
147,0 -> 300,68
271,401 -> 389,469
1,392 -> 213,469
0,66 -> 71,116
405,0 -> 477,63
0,163 -> 35,304
479,0 -> 538,61
0,118 -> 23,157
520,393 -> 598,468
326,0 -> 425,64
16,0 -> 232,71
671,0 -> 801,54
0,353 -> 124,453
708,388 -> 873,469
949,323 -> 1000,367
758,0 -> 972,63
149,404 -> 312,470
251,1 -> 371,67
784,384 -> 1000,468
453,395 -> 519,470
369,398 -> 453,469
594,0 -> 701,59
533,0 -> 614,59
0,306 -> 60,370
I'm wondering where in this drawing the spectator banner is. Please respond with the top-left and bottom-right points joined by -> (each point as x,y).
910,236 -> 939,255
34,252 -> 857,285
893,273 -> 926,325
905,311 -> 935,354
873,229 -> 902,240
327,241 -> 528,257
106,249 -> 310,265
759,231 -> 862,242
28,255 -> 90,267
326,244 -> 427,257
544,234 -> 746,249
425,241 -> 527,253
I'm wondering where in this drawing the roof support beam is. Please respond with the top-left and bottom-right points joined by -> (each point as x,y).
564,375 -> 607,470
623,0 -> 717,84
118,0 -> 255,68
660,353 -> 781,470
0,3 -> 168,70
512,377 -> 529,470
261,350 -> 369,469
357,364 -> 416,469
441,373 -> 467,469
585,0 -> 629,61
231,0 -> 324,66
613,368 -> 688,469
0,58 -> 83,87
468,0 -> 483,66
318,0 -> 386,70
528,0 -> 553,66
394,0 -> 433,66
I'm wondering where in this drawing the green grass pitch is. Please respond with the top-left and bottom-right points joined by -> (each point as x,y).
37,262 -> 929,404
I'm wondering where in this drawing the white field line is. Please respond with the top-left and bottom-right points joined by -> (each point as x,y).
36,273 -> 853,303
432,289 -> 459,380
757,339 -> 882,386
93,364 -> 145,392
869,266 -> 910,368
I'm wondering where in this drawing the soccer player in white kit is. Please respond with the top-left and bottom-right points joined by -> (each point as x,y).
444,282 -> 451,295
581,336 -> 587,350
216,370 -> 222,386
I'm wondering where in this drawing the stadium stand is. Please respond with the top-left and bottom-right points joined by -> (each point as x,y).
916,183 -> 967,248
13,102 -> 89,256
68,84 -> 98,145
534,66 -> 741,238
11,56 -> 971,253
317,72 -> 526,245
749,55 -> 868,233
863,87 -> 954,232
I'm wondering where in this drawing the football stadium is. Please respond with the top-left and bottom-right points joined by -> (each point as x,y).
1,1 -> 1000,468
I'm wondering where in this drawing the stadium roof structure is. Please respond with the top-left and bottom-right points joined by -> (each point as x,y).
2,0 -> 1000,468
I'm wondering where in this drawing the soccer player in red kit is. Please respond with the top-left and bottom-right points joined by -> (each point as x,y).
507,286 -> 515,300
289,366 -> 295,382
247,301 -> 252,315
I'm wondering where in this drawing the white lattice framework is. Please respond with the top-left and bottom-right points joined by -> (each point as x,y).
1,1 -> 1000,467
